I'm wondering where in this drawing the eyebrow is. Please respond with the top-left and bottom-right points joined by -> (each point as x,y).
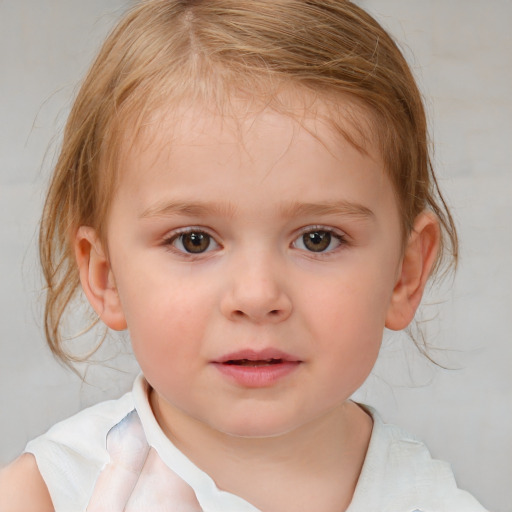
140,200 -> 374,221
140,201 -> 237,219
279,201 -> 375,220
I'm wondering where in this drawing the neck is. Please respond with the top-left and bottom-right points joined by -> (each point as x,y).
150,392 -> 373,512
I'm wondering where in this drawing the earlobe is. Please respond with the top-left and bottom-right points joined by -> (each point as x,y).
385,212 -> 441,331
75,226 -> 127,331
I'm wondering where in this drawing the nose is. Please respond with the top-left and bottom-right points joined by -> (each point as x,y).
220,253 -> 292,324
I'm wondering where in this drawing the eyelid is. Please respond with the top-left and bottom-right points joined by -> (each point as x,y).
294,224 -> 348,240
164,226 -> 216,237
297,223 -> 346,233
162,226 -> 222,255
292,225 -> 349,254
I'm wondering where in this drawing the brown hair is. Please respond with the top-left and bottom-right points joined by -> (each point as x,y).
40,0 -> 458,364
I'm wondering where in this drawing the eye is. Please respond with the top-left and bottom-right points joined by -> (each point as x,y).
167,230 -> 219,254
293,228 -> 345,253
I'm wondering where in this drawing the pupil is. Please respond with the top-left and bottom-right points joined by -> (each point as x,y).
304,231 -> 330,252
183,232 -> 209,253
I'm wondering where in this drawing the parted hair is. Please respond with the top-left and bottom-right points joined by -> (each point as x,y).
40,0 -> 458,365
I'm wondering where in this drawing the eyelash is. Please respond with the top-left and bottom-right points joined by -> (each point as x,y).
162,227 -> 220,257
162,226 -> 348,257
292,225 -> 348,257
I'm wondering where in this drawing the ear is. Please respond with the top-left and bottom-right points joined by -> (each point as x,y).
385,212 -> 441,331
74,226 -> 127,331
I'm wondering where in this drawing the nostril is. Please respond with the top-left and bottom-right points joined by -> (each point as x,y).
233,309 -> 280,319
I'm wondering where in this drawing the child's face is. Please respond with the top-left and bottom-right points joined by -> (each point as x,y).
102,101 -> 404,438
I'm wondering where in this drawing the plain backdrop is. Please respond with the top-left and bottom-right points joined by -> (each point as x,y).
0,1 -> 510,511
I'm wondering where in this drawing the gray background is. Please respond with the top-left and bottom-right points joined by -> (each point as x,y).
0,1 -> 510,511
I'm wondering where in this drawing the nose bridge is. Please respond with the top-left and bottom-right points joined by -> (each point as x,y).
221,244 -> 292,323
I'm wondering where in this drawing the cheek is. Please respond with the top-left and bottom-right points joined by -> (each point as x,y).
302,267 -> 393,384
306,266 -> 394,335
120,274 -> 217,379
312,298 -> 382,400
130,309 -> 204,401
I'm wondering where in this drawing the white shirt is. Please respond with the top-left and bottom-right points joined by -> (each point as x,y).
25,375 -> 487,512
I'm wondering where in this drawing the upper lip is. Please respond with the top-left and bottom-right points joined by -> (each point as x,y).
214,348 -> 301,364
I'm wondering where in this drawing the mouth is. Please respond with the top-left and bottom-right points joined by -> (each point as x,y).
212,349 -> 301,387
224,358 -> 285,367
215,348 -> 300,366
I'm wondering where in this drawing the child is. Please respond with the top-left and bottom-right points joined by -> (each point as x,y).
0,0 -> 488,510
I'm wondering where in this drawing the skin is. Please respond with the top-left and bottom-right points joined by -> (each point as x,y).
0,100 -> 439,511
0,454 -> 53,511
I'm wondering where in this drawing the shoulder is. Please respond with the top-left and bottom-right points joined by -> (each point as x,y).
0,454 -> 53,512
23,389 -> 137,511
27,389 -> 136,451
350,405 -> 488,512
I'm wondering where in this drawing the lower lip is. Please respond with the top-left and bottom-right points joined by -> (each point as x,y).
213,361 -> 300,388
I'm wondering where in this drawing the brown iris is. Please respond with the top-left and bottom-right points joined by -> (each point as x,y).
181,232 -> 211,253
303,231 -> 331,252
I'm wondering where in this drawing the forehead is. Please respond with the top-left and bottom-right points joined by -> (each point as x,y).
120,90 -> 381,175
109,95 -> 398,229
